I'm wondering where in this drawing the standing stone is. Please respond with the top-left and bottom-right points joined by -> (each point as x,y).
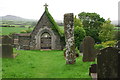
82,36 -> 96,62
1,35 -> 13,58
97,47 -> 120,79
64,13 -> 76,64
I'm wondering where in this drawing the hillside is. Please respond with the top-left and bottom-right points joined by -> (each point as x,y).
1,15 -> 34,21
0,15 -> 37,28
0,15 -> 63,27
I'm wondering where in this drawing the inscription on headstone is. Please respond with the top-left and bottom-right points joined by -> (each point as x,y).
97,47 -> 120,79
82,36 -> 96,62
64,13 -> 76,64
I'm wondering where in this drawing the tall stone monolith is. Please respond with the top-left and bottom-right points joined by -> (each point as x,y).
64,13 -> 76,64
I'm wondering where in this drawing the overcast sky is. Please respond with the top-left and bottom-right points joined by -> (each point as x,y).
0,0 -> 119,21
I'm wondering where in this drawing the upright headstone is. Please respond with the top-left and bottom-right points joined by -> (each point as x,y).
1,35 -> 13,58
82,36 -> 96,62
64,13 -> 76,64
97,47 -> 120,79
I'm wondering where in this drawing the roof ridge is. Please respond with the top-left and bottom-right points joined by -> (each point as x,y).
45,8 -> 64,37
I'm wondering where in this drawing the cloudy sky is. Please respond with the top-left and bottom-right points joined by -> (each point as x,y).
0,0 -> 119,22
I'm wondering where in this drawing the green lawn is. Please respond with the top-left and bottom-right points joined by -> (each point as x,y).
2,50 -> 96,78
0,27 -> 29,35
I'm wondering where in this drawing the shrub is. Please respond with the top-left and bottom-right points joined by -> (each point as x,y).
94,40 -> 117,50
99,19 -> 115,42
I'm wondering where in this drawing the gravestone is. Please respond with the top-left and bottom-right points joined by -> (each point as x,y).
1,35 -> 13,58
82,36 -> 96,62
97,47 -> 120,79
89,64 -> 97,79
79,42 -> 83,53
64,13 -> 76,64
89,64 -> 97,75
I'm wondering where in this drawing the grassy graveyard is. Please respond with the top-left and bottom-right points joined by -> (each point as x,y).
2,49 -> 96,78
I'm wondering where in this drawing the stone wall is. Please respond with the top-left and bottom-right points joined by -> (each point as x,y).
19,36 -> 30,50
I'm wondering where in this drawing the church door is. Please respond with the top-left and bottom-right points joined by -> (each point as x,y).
41,32 -> 51,49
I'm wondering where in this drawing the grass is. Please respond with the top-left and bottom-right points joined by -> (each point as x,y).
0,27 -> 29,35
2,50 -> 96,78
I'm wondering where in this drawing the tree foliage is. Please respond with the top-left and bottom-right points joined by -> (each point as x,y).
74,16 -> 86,48
74,16 -> 83,27
99,18 -> 115,42
78,12 -> 105,42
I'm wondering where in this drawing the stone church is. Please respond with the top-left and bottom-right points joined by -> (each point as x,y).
13,4 -> 64,50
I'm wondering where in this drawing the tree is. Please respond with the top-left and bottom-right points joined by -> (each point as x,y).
74,16 -> 86,49
74,16 -> 83,27
74,26 -> 86,48
99,18 -> 115,42
78,12 -> 105,42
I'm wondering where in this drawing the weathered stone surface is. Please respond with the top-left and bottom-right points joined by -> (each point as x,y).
18,34 -> 30,50
64,13 -> 76,64
1,35 -> 13,58
2,44 -> 13,58
82,36 -> 96,62
79,42 -> 83,53
29,5 -> 64,50
97,47 -> 120,79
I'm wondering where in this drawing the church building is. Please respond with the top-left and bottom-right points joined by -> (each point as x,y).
13,4 -> 64,50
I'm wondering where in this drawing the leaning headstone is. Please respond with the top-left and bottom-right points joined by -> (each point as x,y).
97,47 -> 120,79
82,36 -> 96,62
64,13 -> 76,64
1,35 -> 13,58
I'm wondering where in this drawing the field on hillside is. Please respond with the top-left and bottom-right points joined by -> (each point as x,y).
2,50 -> 96,78
0,27 -> 30,35
1,26 -> 119,35
0,26 -> 64,35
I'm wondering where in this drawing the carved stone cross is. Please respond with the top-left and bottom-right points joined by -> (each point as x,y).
44,3 -> 48,8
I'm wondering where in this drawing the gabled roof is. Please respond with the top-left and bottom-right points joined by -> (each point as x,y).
44,7 -> 64,37
31,5 -> 64,37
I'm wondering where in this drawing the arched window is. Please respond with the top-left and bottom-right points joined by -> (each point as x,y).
41,32 -> 51,49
